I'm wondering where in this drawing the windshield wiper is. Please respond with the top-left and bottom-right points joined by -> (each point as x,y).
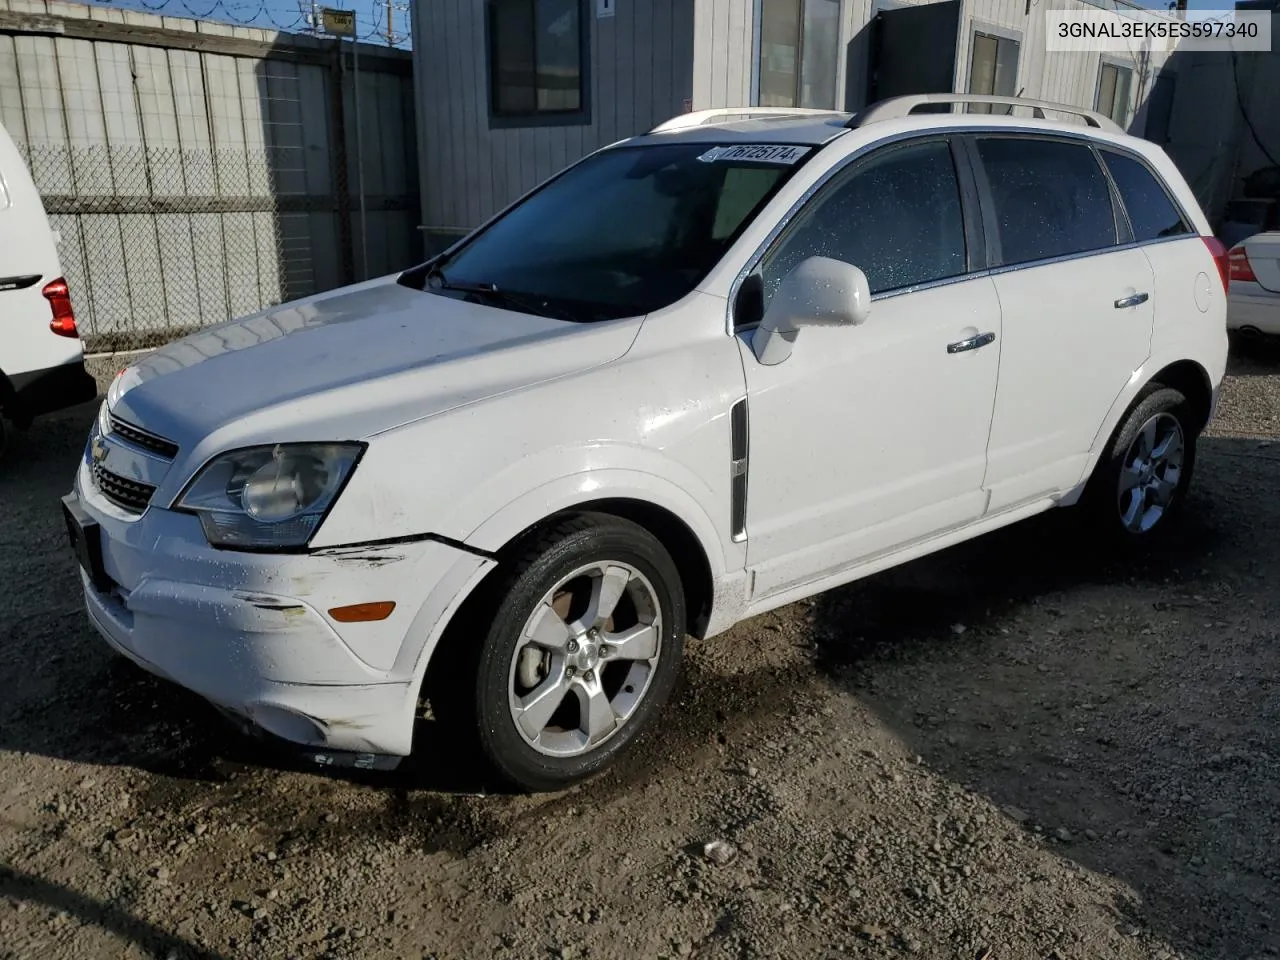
425,263 -> 494,294
426,265 -> 584,322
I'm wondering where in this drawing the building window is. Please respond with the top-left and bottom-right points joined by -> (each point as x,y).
487,0 -> 588,126
757,0 -> 840,110
967,29 -> 1019,113
1096,61 -> 1133,129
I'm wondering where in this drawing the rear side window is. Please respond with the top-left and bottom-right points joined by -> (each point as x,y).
976,137 -> 1117,266
1100,149 -> 1191,242
761,139 -> 967,301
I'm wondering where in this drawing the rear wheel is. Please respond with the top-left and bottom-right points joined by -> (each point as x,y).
451,514 -> 685,792
1081,385 -> 1197,542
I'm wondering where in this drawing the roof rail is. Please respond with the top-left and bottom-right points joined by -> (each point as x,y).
852,94 -> 1123,134
648,107 -> 848,134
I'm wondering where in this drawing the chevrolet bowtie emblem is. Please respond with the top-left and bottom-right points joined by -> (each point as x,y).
90,436 -> 108,465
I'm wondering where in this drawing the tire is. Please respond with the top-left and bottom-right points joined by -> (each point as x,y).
1080,384 -> 1197,543
447,512 -> 686,793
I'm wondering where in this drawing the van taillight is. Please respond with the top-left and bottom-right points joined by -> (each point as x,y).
41,277 -> 78,338
1202,237 -> 1230,294
1228,246 -> 1257,283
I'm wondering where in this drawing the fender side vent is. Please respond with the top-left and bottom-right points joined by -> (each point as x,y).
730,398 -> 748,543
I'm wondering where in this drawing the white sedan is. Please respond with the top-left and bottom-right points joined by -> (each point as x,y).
1228,232 -> 1280,336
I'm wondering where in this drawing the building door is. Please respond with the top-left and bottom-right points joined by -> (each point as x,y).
757,0 -> 841,109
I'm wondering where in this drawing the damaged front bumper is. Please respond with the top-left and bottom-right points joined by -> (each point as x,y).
65,471 -> 490,764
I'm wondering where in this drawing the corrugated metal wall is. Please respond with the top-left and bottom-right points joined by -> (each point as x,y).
413,0 -> 1216,238
0,0 -> 419,354
691,0 -> 754,109
691,0 -> 1177,127
951,0 -> 1175,131
412,0 -> 693,241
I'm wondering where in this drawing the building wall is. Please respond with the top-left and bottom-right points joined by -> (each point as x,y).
414,0 -> 1203,239
413,0 -> 694,242
952,0 -> 1177,137
691,0 -> 754,109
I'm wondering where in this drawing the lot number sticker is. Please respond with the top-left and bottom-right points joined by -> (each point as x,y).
698,144 -> 810,165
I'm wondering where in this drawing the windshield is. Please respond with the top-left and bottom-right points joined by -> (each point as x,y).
409,142 -> 810,322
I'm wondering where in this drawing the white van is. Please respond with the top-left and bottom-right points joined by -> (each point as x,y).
0,120 -> 98,455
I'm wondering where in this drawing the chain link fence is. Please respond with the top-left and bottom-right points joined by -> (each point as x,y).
6,4 -> 421,363
22,141 -> 311,356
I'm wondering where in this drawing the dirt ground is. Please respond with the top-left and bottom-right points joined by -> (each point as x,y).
2,345 -> 1279,960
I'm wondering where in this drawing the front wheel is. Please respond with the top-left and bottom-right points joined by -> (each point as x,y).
460,514 -> 686,792
1082,385 -> 1197,541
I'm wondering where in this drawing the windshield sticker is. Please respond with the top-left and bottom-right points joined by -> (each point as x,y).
697,144 -> 810,165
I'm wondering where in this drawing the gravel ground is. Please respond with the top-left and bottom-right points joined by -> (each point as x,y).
2,344 -> 1279,960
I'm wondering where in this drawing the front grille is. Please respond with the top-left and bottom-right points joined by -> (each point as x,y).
109,414 -> 179,460
92,461 -> 156,513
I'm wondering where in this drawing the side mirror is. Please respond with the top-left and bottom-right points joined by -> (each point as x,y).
750,256 -> 871,365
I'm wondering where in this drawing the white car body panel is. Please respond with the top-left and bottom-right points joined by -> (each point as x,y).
738,275 -> 1002,600
983,247 -> 1156,514
65,106 -> 1230,763
0,120 -> 95,420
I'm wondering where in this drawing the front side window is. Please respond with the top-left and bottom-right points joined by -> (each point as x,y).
760,139 -> 967,305
488,0 -> 585,122
976,137 -> 1117,266
423,143 -> 805,321
1101,149 -> 1191,242
1096,61 -> 1133,128
967,30 -> 1019,114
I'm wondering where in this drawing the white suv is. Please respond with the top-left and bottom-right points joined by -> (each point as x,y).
63,95 -> 1229,792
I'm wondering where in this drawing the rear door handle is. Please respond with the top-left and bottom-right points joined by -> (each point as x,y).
947,331 -> 996,354
1114,292 -> 1149,309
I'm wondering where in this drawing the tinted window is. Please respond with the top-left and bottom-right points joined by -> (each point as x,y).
1101,149 -> 1191,242
977,137 -> 1117,266
426,143 -> 801,321
761,140 -> 967,302
488,0 -> 584,118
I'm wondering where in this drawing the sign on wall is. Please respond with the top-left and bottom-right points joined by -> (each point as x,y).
320,7 -> 356,37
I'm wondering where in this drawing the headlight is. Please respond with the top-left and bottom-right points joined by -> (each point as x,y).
175,442 -> 365,549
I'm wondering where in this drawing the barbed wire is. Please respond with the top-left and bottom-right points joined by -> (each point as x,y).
90,0 -> 409,46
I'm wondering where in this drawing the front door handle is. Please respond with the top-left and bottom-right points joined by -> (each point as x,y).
947,331 -> 996,354
1114,292 -> 1149,309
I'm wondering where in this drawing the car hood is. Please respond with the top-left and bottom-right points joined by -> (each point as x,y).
108,275 -> 643,449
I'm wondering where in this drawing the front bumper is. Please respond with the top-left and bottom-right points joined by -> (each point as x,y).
66,469 -> 491,758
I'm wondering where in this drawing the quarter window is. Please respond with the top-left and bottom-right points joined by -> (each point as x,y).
487,0 -> 586,123
976,137 -> 1117,266
761,140 -> 967,303
1101,150 -> 1191,242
